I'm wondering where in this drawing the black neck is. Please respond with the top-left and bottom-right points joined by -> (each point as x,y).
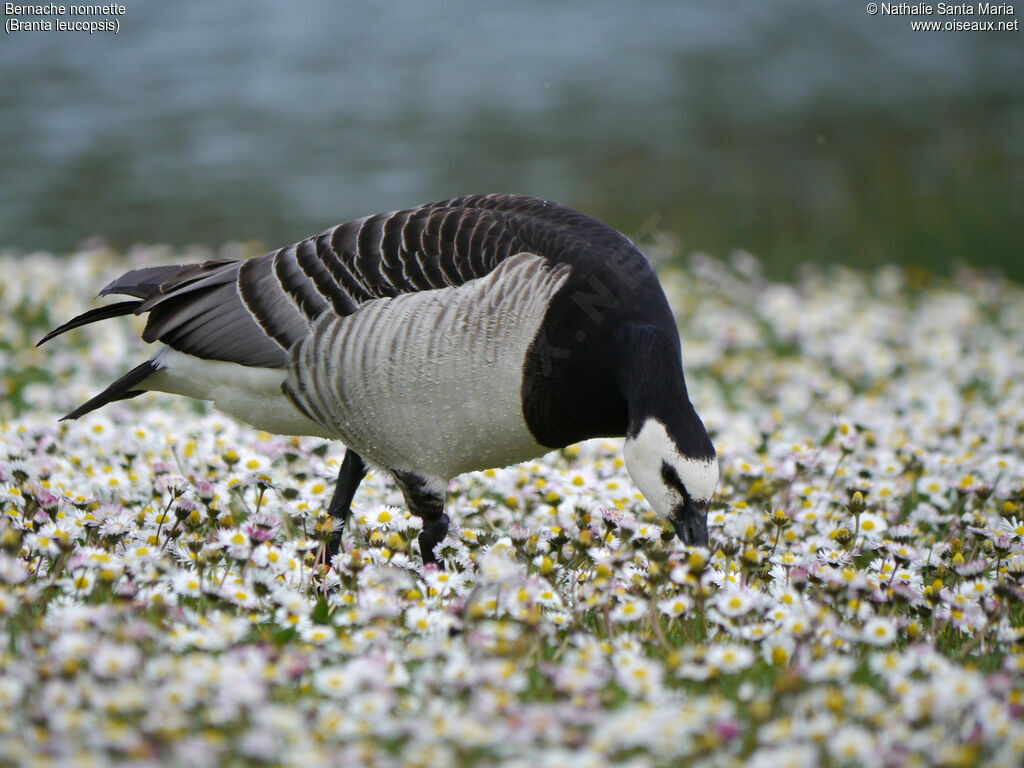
619,323 -> 715,459
520,248 -> 705,451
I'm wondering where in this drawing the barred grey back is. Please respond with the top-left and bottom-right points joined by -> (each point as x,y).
284,253 -> 572,479
235,203 -> 523,354
94,194 -> 619,370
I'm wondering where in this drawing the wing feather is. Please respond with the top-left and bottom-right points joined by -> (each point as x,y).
296,236 -> 359,316
313,233 -> 373,306
274,245 -> 331,321
237,254 -> 308,352
355,214 -> 397,293
47,195 -> 629,374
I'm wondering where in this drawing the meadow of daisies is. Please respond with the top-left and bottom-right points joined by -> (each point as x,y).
1,242 -> 1023,767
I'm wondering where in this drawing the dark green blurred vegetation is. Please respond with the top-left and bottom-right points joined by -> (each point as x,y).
581,103 -> 1022,281
1,2 -> 1020,281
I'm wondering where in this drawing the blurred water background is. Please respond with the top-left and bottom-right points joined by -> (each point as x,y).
1,0 -> 1021,279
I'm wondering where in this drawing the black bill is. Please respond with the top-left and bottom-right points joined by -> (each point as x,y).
671,498 -> 709,546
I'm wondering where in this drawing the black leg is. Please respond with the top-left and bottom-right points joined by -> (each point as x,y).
393,470 -> 449,566
326,450 -> 367,556
419,510 -> 451,567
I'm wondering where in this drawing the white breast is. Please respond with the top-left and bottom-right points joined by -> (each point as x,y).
288,252 -> 571,480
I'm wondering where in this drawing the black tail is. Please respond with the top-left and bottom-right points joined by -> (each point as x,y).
38,264 -> 198,347
61,359 -> 160,421
99,263 -> 219,299
36,300 -> 142,347
41,257 -> 287,421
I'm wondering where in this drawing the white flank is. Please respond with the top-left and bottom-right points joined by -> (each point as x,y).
145,348 -> 334,438
623,418 -> 718,520
289,252 -> 572,480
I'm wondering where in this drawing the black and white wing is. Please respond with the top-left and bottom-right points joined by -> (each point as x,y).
64,195 -> 604,367
39,194 -> 625,419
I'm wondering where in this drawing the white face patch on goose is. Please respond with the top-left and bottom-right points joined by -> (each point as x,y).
670,455 -> 719,503
623,418 -> 718,520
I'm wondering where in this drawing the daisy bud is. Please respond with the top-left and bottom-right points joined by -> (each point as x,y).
993,534 -> 1013,556
790,567 -> 809,591
847,492 -> 866,515
687,550 -> 708,573
830,527 -> 853,546
196,480 -> 216,502
525,533 -> 539,556
0,527 -> 22,552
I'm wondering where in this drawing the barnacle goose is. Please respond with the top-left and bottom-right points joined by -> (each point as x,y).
40,194 -> 718,563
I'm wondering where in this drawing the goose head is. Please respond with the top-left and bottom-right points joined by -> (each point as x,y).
624,417 -> 718,546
